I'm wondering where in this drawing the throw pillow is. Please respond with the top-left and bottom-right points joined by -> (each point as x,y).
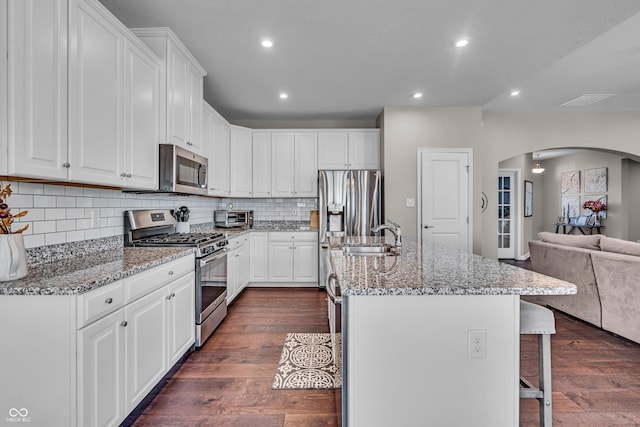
538,231 -> 602,250
600,237 -> 640,257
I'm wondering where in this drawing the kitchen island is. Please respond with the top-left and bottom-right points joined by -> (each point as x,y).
329,238 -> 576,427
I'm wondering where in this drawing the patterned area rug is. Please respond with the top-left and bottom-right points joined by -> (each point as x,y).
272,333 -> 341,390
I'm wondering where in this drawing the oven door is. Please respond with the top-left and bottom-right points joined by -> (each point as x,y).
197,249 -> 228,325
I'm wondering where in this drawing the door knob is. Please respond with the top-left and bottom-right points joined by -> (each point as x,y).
424,225 -> 435,229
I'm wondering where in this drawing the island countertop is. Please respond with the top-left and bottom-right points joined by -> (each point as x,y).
0,247 -> 194,296
329,237 -> 576,296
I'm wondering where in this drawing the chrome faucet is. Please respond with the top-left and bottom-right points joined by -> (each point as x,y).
371,219 -> 402,248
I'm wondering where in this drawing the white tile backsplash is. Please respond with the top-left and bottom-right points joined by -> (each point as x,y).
3,180 -> 318,249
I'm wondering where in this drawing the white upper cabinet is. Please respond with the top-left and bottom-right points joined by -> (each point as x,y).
207,106 -> 230,196
6,0 -> 68,179
122,39 -> 161,190
5,0 -> 160,189
318,129 -> 380,170
68,0 -> 124,186
270,131 -> 317,197
317,131 -> 348,169
294,132 -> 318,197
132,28 -> 206,155
253,131 -> 272,197
348,130 -> 380,169
270,132 -> 295,197
229,125 -> 253,197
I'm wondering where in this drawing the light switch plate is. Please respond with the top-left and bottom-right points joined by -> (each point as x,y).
405,198 -> 415,208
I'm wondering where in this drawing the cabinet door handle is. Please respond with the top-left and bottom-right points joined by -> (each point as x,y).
126,173 -> 132,178
166,292 -> 176,300
121,321 -> 128,327
63,162 -> 70,168
120,173 -> 127,177
168,270 -> 174,275
105,297 -> 113,304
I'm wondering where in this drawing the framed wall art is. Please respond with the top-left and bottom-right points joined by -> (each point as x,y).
561,194 -> 580,219
561,170 -> 580,194
584,167 -> 608,193
524,180 -> 533,217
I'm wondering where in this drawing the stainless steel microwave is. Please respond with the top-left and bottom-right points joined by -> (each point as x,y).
159,144 -> 208,195
214,210 -> 254,228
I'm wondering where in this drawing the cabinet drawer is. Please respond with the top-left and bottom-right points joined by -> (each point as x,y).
77,280 -> 125,329
269,232 -> 318,242
228,233 -> 249,246
126,255 -> 194,304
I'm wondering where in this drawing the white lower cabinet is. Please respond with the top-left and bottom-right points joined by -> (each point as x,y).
77,308 -> 126,427
167,273 -> 197,365
249,232 -> 269,281
124,287 -> 167,411
227,234 -> 250,303
268,232 -> 318,284
77,260 -> 194,427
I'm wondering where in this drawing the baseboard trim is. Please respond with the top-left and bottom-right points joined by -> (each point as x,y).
516,252 -> 530,261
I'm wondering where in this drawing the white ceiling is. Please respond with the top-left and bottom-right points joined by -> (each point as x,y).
98,0 -> 640,121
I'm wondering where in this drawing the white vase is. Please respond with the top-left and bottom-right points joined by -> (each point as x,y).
0,233 -> 28,281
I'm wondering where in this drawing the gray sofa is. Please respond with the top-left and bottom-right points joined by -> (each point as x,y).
527,232 -> 640,343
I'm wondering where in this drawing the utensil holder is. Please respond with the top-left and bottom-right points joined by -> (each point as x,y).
176,222 -> 190,233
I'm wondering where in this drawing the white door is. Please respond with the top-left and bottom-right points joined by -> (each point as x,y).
497,171 -> 516,259
419,149 -> 471,252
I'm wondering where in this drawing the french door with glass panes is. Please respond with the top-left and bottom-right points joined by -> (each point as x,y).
498,171 -> 515,259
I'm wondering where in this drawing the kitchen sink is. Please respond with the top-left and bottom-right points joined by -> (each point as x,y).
342,244 -> 397,256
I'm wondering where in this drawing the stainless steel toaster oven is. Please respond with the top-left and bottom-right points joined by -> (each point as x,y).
214,210 -> 254,228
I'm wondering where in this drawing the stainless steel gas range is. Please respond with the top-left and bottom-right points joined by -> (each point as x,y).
125,209 -> 228,347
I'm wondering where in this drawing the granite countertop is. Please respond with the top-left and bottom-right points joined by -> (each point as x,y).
0,247 -> 194,296
329,237 -> 577,297
193,221 -> 318,236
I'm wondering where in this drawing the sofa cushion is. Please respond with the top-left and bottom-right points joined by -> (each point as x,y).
538,231 -> 602,250
600,237 -> 640,257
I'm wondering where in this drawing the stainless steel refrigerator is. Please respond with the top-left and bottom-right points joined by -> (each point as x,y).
318,170 -> 382,287
318,170 -> 382,242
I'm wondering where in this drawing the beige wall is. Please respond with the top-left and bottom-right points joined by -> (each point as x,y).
538,150 -> 634,240
482,112 -> 640,258
382,109 -> 640,258
380,107 -> 483,251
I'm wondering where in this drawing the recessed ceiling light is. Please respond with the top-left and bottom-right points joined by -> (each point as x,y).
279,92 -> 288,99
413,92 -> 423,99
455,38 -> 469,48
261,38 -> 274,48
510,90 -> 520,97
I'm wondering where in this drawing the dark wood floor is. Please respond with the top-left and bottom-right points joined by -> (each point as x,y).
130,288 -> 336,427
129,287 -> 640,427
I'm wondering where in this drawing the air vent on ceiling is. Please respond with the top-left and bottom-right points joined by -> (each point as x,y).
560,94 -> 616,107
